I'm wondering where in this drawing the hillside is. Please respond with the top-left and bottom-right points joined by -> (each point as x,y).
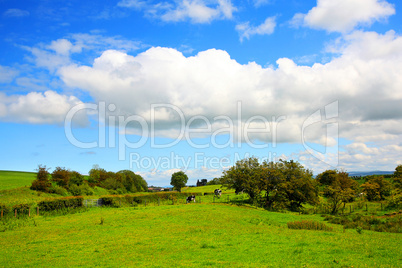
0,170 -> 36,191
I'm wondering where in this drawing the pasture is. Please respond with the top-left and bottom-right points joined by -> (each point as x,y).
1,204 -> 401,267
1,170 -> 401,267
0,171 -> 36,191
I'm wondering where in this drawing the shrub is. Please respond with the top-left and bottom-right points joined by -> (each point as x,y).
69,184 -> 82,196
79,183 -> 94,196
287,220 -> 333,231
386,194 -> 402,209
12,203 -> 31,214
100,196 -> 121,207
49,185 -> 69,196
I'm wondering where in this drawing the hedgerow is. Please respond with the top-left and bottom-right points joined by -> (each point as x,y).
38,196 -> 84,211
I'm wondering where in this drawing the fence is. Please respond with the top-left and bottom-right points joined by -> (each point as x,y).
84,199 -> 103,207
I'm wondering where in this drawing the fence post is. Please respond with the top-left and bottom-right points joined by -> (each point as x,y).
37,206 -> 39,216
15,209 -> 17,218
1,210 -> 3,219
29,208 -> 31,217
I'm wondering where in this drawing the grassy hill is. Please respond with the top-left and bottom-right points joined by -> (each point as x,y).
0,170 -> 36,191
1,204 -> 400,267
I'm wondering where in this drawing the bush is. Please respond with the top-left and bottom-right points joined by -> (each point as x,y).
49,185 -> 69,196
386,194 -> 402,209
69,184 -> 82,196
12,203 -> 31,214
287,220 -> 333,231
79,183 -> 94,196
100,196 -> 121,207
38,196 -> 84,211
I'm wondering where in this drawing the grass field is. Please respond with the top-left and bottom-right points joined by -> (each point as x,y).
0,171 -> 36,191
1,171 -> 401,267
1,204 -> 401,267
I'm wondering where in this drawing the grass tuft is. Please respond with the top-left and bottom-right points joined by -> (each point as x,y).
287,220 -> 333,231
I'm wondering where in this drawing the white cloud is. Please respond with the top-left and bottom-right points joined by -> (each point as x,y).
292,0 -> 395,33
236,16 -> 276,41
3,9 -> 30,18
118,0 -> 236,23
57,30 -> 402,149
0,91 -> 87,125
0,65 -> 18,83
25,34 -> 142,72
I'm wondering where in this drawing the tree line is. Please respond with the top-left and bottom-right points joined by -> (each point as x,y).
220,157 -> 402,214
30,164 -> 148,196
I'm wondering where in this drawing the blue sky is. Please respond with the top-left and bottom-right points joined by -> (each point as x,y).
1,0 -> 402,186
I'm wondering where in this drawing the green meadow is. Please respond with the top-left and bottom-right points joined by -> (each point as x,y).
0,171 -> 36,191
1,204 -> 401,267
1,171 -> 401,267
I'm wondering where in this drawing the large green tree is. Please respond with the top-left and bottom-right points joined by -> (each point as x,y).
222,158 -> 318,211
170,171 -> 188,192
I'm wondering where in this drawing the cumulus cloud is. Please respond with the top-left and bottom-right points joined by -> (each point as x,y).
25,33 -> 142,72
297,141 -> 402,174
0,91 -> 87,125
292,0 -> 395,33
236,16 -> 276,41
118,0 -> 236,23
57,30 -> 402,150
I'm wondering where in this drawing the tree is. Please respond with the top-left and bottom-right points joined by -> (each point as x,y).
30,165 -> 52,192
222,158 -> 318,211
273,160 -> 319,211
69,171 -> 84,187
222,157 -> 262,204
88,165 -> 108,186
51,167 -> 71,188
206,177 -> 222,185
394,164 -> 402,178
319,170 -> 358,214
361,175 -> 392,201
170,171 -> 188,192
118,170 -> 148,193
316,170 -> 337,186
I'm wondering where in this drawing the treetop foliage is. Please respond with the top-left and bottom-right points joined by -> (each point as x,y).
170,171 -> 188,192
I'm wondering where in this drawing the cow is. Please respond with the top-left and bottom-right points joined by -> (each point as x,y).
235,189 -> 244,195
186,195 -> 196,203
214,189 -> 222,198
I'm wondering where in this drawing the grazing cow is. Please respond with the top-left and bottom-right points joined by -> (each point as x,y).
186,195 -> 196,203
235,189 -> 244,195
214,189 -> 222,198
